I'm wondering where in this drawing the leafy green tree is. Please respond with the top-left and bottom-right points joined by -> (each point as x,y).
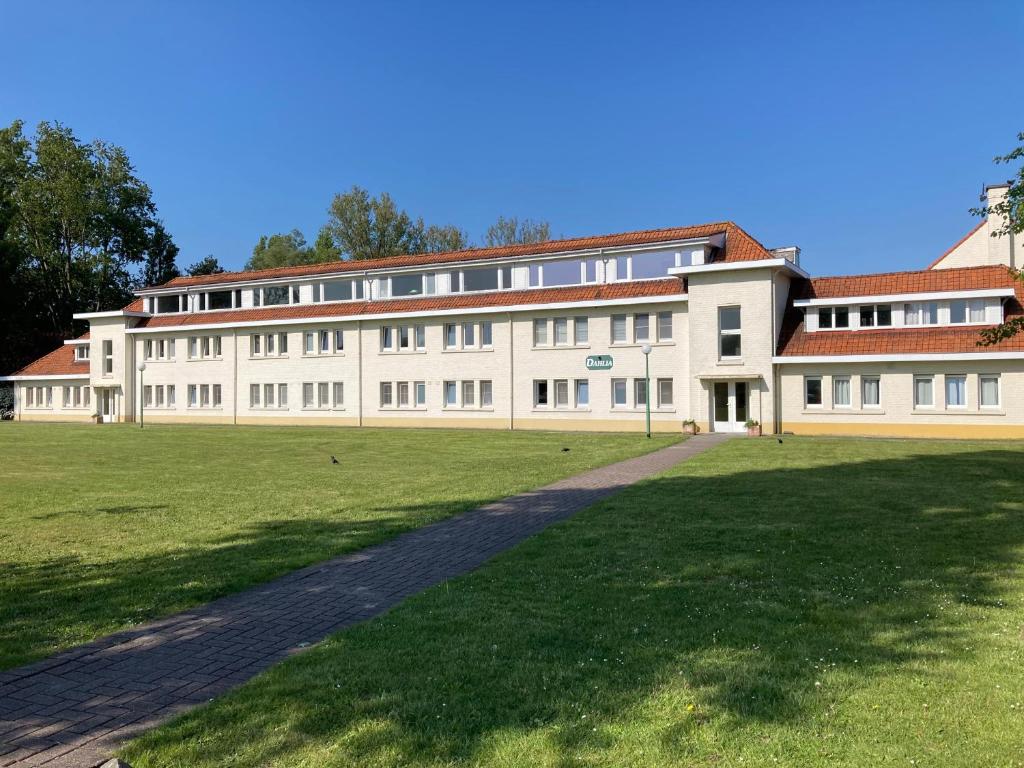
312,226 -> 341,261
141,222 -> 180,286
322,186 -> 468,260
975,131 -> 1024,346
187,255 -> 225,276
484,216 -> 551,247
246,228 -> 342,270
0,120 -> 171,371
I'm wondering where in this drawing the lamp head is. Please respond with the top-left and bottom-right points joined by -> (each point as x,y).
641,344 -> 652,355
137,361 -> 147,372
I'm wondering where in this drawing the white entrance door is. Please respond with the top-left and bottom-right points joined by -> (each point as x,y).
100,390 -> 114,423
712,381 -> 748,433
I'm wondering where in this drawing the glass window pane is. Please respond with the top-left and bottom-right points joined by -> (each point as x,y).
634,314 -> 649,342
480,381 -> 493,407
208,291 -> 232,310
415,382 -> 426,405
554,380 -> 569,407
720,334 -> 742,358
554,317 -> 568,345
833,377 -> 851,406
915,377 -> 933,407
445,381 -> 457,405
529,264 -> 541,287
323,280 -> 352,301
303,383 -> 314,407
818,308 -> 833,328
480,322 -> 492,347
574,317 -> 589,344
534,380 -> 549,406
332,382 -> 343,406
445,324 -> 457,348
541,260 -> 582,287
463,323 -> 475,347
969,299 -> 986,322
980,376 -> 999,407
463,268 -> 499,292
805,378 -> 822,406
462,381 -> 475,406
860,306 -> 875,327
719,306 -> 741,331
634,379 -> 647,406
264,286 -> 289,305
657,312 -> 672,340
658,379 -> 673,406
612,379 -> 627,406
834,307 -> 849,328
631,250 -> 677,279
946,375 -> 966,407
735,382 -> 748,423
533,318 -> 548,345
611,315 -> 626,343
615,255 -> 629,280
862,377 -> 880,406
279,384 -> 288,406
950,300 -> 967,324
575,379 -> 589,406
876,305 -> 892,326
392,273 -> 423,296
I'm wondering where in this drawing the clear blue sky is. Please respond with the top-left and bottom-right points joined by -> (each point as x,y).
2,1 -> 1021,277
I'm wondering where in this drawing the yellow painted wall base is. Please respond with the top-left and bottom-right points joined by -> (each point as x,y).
781,421 -> 1024,439
16,413 -> 94,423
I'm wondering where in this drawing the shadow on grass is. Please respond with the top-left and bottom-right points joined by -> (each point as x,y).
119,443 -> 1024,767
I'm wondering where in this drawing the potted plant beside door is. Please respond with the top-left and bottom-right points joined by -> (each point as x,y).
745,419 -> 762,437
682,419 -> 699,435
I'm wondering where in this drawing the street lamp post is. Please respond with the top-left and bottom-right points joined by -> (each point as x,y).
137,361 -> 147,429
641,344 -> 652,439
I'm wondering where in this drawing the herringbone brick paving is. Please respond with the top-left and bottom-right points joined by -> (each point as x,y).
0,435 -> 729,767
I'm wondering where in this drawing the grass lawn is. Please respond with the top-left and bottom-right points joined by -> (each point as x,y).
122,437 -> 1024,768
0,423 -> 678,670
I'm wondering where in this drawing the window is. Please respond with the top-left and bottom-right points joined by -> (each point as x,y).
950,299 -> 986,324
264,383 -> 275,407
905,302 -> 938,326
166,385 -> 174,406
201,337 -> 212,357
303,383 -> 314,408
317,382 -> 329,408
304,332 -> 315,354
332,382 -> 343,408
529,264 -> 541,287
480,380 -> 492,407
533,380 -> 549,407
980,375 -> 1000,407
208,290 -> 232,310
859,304 -> 892,328
805,376 -> 822,407
380,327 -> 393,351
612,378 -> 628,407
212,384 -> 222,407
396,381 -> 409,407
391,273 -> 423,297
320,330 -> 331,354
291,286 -> 301,304
833,376 -> 852,408
462,322 -> 475,348
657,378 -> 673,407
322,279 -> 352,302
462,380 -> 475,407
334,329 -> 343,352
611,315 -> 627,344
463,267 -> 499,292
156,294 -> 181,314
415,381 -> 426,406
143,385 -> 153,407
250,383 -> 260,407
266,334 -> 275,355
615,255 -> 630,281
144,339 -> 152,360
914,375 -> 934,408
631,250 -> 678,279
26,387 -> 33,407
188,337 -> 198,359
719,306 -> 742,358
554,317 -> 569,345
818,307 -> 849,329
188,384 -> 198,407
542,259 -> 584,287
945,375 -> 967,408
533,318 -> 548,346
263,286 -> 290,306
862,376 -> 880,407
381,382 -> 393,407
575,379 -> 589,407
633,313 -> 650,343
200,384 -> 210,407
251,334 -> 261,356
168,339 -> 175,359
554,379 -> 569,408
634,378 -> 647,407
445,323 -> 458,349
480,322 -> 492,348
657,311 -> 673,341
414,325 -> 425,350
154,386 -> 164,407
424,274 -> 436,295
444,380 -> 457,406
278,384 -> 288,407
103,340 -> 113,375
75,345 -> 89,361
574,317 -> 589,345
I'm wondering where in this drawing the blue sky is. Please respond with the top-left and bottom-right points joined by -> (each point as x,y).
2,1 -> 1021,276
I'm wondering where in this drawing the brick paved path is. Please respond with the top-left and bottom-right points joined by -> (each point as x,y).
0,435 -> 730,767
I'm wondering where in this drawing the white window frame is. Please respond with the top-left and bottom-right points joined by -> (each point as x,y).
718,306 -> 742,360
861,375 -> 881,408
944,374 -> 967,409
979,374 -> 1000,408
832,375 -> 852,408
804,376 -> 823,408
914,375 -> 935,409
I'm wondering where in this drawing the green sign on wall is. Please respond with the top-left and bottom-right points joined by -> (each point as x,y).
585,354 -> 614,371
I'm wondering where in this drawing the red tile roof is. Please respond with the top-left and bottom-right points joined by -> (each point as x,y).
926,220 -> 986,269
152,222 -> 770,290
778,268 -> 1024,357
137,279 -> 687,329
11,344 -> 90,377
796,264 -> 1016,301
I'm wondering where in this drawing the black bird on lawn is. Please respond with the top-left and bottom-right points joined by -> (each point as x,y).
561,447 -> 571,452
777,438 -> 783,444
331,455 -> 340,464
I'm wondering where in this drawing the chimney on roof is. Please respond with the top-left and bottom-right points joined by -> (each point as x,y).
770,246 -> 800,266
980,183 -> 1019,269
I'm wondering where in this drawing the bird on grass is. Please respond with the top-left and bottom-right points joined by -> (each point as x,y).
561,447 -> 571,452
777,438 -> 783,444
330,455 -> 339,464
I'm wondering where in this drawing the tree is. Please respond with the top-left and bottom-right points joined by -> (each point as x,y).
974,131 -> 1024,346
322,186 -> 468,260
246,228 -> 344,270
187,255 -> 225,276
0,120 -> 170,371
484,216 -> 551,247
141,222 -> 180,286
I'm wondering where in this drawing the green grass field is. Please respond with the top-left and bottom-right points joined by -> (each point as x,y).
0,423 -> 677,670
121,437 -> 1024,768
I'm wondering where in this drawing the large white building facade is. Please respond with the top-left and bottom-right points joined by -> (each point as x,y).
6,184 -> 1024,438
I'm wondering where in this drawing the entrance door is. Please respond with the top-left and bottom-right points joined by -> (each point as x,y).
100,390 -> 114,423
712,381 -> 748,433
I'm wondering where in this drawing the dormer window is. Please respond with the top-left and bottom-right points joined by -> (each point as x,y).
74,346 -> 90,361
949,298 -> 985,324
818,306 -> 849,329
904,302 -> 938,326
859,304 -> 892,327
